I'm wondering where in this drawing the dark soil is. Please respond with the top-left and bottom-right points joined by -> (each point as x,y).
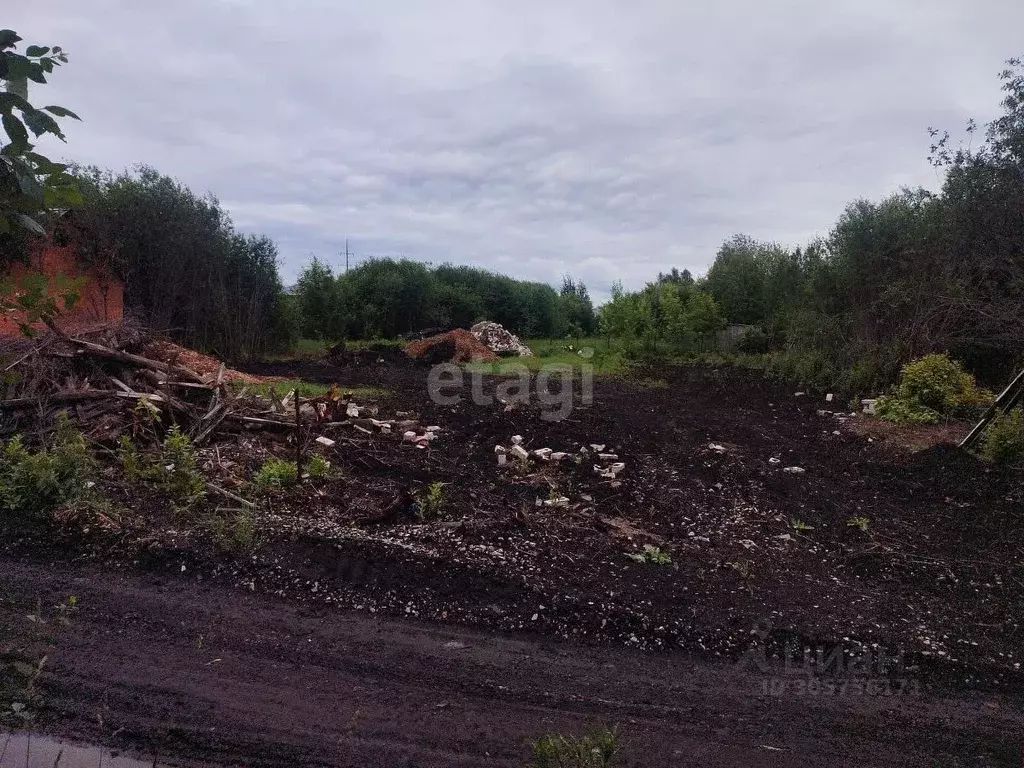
2,361 -> 1023,765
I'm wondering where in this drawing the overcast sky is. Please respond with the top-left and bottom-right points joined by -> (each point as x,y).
8,1 -> 1022,300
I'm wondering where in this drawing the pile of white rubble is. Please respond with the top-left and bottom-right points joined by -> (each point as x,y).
470,321 -> 533,357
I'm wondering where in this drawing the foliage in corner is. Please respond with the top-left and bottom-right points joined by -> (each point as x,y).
0,413 -> 94,520
0,29 -> 81,236
981,407 -> 1024,466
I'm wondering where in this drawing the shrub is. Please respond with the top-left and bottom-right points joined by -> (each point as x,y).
158,426 -> 205,509
896,354 -> 978,412
253,458 -> 298,492
0,415 -> 95,519
981,408 -> 1024,466
877,353 -> 992,425
875,394 -> 939,425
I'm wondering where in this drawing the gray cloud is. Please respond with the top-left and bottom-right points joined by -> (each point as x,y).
8,0 -> 1022,300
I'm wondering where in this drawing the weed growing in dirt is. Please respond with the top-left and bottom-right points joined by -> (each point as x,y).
790,518 -> 814,533
625,544 -> 672,566
527,728 -> 620,768
117,434 -> 144,480
305,454 -> 331,479
1,595 -> 77,728
846,516 -> 871,532
204,508 -> 260,553
0,414 -> 95,520
417,481 -> 445,520
981,408 -> 1024,466
253,457 -> 298,492
158,426 -> 206,509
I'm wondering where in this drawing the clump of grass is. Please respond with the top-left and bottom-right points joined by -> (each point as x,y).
790,518 -> 814,532
528,728 -> 620,768
624,544 -> 672,566
305,454 -> 332,479
846,516 -> 871,532
204,508 -> 260,553
252,457 -> 298,492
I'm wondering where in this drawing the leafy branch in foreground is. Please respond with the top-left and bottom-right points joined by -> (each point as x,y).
1,28 -> 82,236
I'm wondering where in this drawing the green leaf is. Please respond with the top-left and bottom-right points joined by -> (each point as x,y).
0,30 -> 22,50
0,90 -> 32,115
2,112 -> 29,149
25,45 -> 50,57
23,109 -> 64,140
43,105 -> 81,120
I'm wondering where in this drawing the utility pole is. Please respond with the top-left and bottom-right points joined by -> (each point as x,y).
344,239 -> 351,273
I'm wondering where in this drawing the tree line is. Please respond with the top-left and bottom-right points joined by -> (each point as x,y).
600,58 -> 1024,390
292,257 -> 597,341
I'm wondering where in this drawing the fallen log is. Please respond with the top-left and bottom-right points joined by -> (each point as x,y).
66,338 -> 206,384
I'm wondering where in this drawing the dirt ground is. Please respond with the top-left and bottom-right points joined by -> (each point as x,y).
2,361 -> 1023,765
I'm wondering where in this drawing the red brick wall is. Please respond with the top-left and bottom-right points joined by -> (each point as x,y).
0,242 -> 124,337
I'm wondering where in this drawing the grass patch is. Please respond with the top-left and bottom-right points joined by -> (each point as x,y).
235,379 -> 389,400
266,337 -> 405,361
466,337 -> 627,375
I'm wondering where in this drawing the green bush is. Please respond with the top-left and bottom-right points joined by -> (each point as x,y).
875,394 -> 940,425
981,408 -> 1024,466
253,457 -> 298,492
896,354 -> 977,412
877,353 -> 992,425
158,426 -> 205,509
0,415 -> 95,519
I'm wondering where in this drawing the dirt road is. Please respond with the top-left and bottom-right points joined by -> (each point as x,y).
2,558 -> 1020,767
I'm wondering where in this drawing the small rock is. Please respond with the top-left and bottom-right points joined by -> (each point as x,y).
315,436 -> 336,447
708,443 -> 726,453
494,445 -> 507,454
795,392 -> 805,397
783,466 -> 806,474
510,445 -> 529,461
768,457 -> 782,465
598,452 -> 619,460
549,452 -> 568,461
825,393 -> 834,402
861,399 -> 877,416
543,497 -> 570,507
403,431 -> 418,441
533,448 -> 553,460
511,435 -> 524,445
590,443 -> 606,452
346,402 -> 360,418
426,425 -> 441,433
497,454 -> 507,466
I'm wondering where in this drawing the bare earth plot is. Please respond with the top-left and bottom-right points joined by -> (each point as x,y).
2,361 -> 1022,766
